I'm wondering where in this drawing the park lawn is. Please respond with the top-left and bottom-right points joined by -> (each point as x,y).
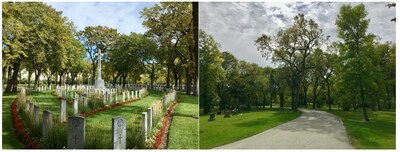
199,109 -> 301,149
84,91 -> 164,149
167,93 -> 199,149
30,90 -> 61,115
329,110 -> 395,149
2,93 -> 24,149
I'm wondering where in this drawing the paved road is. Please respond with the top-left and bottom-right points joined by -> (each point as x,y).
215,109 -> 353,149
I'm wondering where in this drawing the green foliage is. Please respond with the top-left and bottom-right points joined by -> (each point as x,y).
255,14 -> 324,111
2,2 -> 85,92
335,4 -> 383,121
141,2 -> 196,92
199,30 -> 224,114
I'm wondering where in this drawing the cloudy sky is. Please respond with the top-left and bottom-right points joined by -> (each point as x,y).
200,2 -> 396,67
47,2 -> 156,35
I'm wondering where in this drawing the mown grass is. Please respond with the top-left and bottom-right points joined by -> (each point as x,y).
2,92 -> 24,149
167,93 -> 199,149
3,88 -> 165,149
199,109 -> 301,149
328,110 -> 395,149
84,91 -> 164,149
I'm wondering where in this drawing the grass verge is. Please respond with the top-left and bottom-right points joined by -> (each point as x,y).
2,92 -> 24,149
199,109 -> 301,149
329,110 -> 395,149
167,94 -> 199,149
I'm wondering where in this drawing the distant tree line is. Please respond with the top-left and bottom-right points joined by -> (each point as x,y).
2,2 -> 198,95
200,4 -> 395,122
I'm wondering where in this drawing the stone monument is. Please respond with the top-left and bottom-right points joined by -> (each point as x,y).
94,49 -> 105,90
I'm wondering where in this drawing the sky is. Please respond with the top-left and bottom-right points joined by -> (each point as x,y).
46,2 -> 156,35
200,2 -> 396,67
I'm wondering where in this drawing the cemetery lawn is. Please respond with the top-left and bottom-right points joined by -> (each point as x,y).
167,93 -> 199,149
329,110 -> 395,149
2,93 -> 24,149
84,91 -> 164,149
199,109 -> 301,149
30,90 -> 61,114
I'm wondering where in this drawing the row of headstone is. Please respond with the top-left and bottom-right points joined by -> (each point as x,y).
36,85 -> 52,92
161,90 -> 177,107
149,100 -> 163,117
67,116 -> 130,149
209,108 -> 240,122
141,90 -> 177,140
22,98 -> 54,139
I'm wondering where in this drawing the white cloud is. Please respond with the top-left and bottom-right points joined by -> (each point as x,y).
200,2 -> 396,67
46,2 -> 156,35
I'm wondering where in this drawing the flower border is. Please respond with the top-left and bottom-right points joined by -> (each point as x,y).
152,100 -> 179,149
11,100 -> 42,149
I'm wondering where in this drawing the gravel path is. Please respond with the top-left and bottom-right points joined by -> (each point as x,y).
215,108 -> 353,149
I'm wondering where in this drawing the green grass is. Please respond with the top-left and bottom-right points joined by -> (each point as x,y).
167,94 -> 199,149
328,110 -> 395,149
199,109 -> 301,149
84,91 -> 164,149
2,92 -> 24,149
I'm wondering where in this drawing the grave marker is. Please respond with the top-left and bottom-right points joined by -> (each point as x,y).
112,117 -> 126,149
147,108 -> 152,129
142,112 -> 148,140
60,100 -> 67,122
34,104 -> 39,126
73,98 -> 78,115
68,116 -> 85,149
42,110 -> 53,138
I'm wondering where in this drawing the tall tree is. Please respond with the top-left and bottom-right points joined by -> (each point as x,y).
77,26 -> 119,85
141,2 -> 195,94
336,4 -> 378,121
255,14 -> 324,111
2,2 -> 80,92
199,30 -> 224,114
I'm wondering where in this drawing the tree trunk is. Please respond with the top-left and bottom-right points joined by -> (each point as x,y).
166,56 -> 172,88
150,64 -> 155,90
360,85 -> 369,122
279,88 -> 284,109
122,74 -> 127,88
27,70 -> 32,88
193,2 -> 199,96
270,91 -> 273,109
58,73 -> 63,86
34,69 -> 42,90
185,66 -> 191,95
327,81 -> 332,111
303,84 -> 308,108
291,77 -> 300,111
312,85 -> 317,109
262,91 -> 266,109
91,63 -> 96,85
5,61 -> 21,93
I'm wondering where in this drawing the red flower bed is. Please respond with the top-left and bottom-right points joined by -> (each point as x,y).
153,101 -> 179,149
11,100 -> 41,149
79,97 -> 144,118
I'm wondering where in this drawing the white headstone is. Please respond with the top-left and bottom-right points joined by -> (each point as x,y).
34,104 -> 39,127
73,98 -> 78,115
147,108 -> 152,130
142,112 -> 148,140
122,92 -> 125,102
60,100 -> 67,122
112,117 -> 126,149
